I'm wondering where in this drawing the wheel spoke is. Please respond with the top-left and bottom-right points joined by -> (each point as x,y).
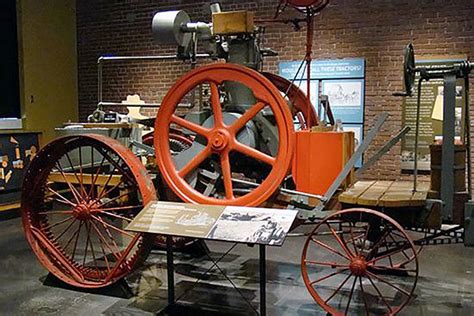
71,221 -> 83,260
326,223 -> 354,259
220,152 -> 234,199
358,276 -> 370,316
366,273 -> 393,313
344,274 -> 358,315
62,221 -> 82,251
367,226 -> 391,257
305,260 -> 349,268
310,237 -> 351,261
65,152 -> 87,199
368,243 -> 411,265
88,155 -> 107,199
93,223 -> 112,273
42,216 -> 74,231
388,233 -> 412,262
95,167 -> 118,202
360,222 -> 371,252
86,222 -> 101,275
55,162 -> 82,204
82,221 -> 92,266
95,178 -> 126,202
348,223 -> 359,256
98,205 -> 142,213
95,147 -> 135,186
229,102 -> 266,134
38,210 -> 74,215
210,82 -> 224,128
90,221 -> 122,261
233,142 -> 275,166
310,268 -> 349,285
91,214 -> 134,238
325,273 -> 353,304
93,190 -> 136,209
371,265 -> 416,273
47,186 -> 76,207
52,218 -> 77,243
171,114 -> 211,136
178,146 -> 212,178
366,271 -> 411,297
98,211 -> 134,222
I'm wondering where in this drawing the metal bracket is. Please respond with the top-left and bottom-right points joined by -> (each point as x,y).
130,140 -> 155,155
464,201 -> 474,247
440,74 -> 457,221
356,126 -> 411,178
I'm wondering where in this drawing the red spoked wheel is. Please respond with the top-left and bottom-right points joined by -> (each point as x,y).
154,63 -> 295,206
21,134 -> 156,288
262,72 -> 319,129
301,208 -> 418,315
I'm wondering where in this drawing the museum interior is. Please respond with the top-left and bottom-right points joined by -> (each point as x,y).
1,0 -> 473,315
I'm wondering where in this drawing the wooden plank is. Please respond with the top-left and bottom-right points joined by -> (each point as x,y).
48,172 -> 122,186
340,180 -> 431,208
410,182 -> 430,207
63,122 -> 138,129
379,181 -> 429,207
356,181 -> 394,206
0,202 -> 21,212
379,181 -> 414,207
339,181 -> 376,204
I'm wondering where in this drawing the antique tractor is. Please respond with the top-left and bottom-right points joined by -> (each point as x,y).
20,1 -> 454,315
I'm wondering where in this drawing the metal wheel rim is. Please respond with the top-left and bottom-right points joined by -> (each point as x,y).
301,208 -> 418,315
22,134 -> 156,288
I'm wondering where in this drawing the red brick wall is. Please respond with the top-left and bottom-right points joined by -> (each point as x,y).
77,0 -> 474,180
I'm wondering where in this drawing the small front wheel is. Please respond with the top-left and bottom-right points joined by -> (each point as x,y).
301,208 -> 418,315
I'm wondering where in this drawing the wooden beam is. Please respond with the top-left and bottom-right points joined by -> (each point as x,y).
48,172 -> 122,186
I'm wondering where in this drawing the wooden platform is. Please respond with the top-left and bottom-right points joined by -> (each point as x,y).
339,180 -> 430,208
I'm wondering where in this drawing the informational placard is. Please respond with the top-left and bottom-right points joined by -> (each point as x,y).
126,201 -> 298,246
401,58 -> 466,171
321,79 -> 365,124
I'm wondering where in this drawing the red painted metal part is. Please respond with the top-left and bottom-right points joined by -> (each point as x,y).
286,0 -> 330,10
301,208 -> 418,315
21,134 -> 156,288
261,72 -> 319,129
154,63 -> 295,206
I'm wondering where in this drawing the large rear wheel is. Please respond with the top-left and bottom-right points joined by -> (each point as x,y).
22,134 -> 156,288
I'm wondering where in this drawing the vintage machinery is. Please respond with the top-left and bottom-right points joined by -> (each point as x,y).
19,1 -> 473,315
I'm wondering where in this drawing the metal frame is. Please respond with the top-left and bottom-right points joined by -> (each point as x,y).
96,54 -> 210,109
163,236 -> 267,315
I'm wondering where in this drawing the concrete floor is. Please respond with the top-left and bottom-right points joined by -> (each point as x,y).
1,216 -> 474,315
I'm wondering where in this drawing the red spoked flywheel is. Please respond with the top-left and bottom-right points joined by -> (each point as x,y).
154,63 -> 295,206
22,134 -> 156,288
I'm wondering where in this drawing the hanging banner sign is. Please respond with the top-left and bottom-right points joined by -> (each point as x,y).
279,58 -> 365,80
